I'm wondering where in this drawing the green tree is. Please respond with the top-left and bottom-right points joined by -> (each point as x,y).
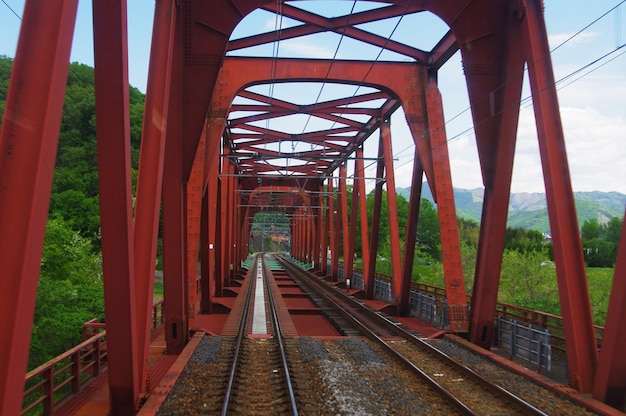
581,217 -> 622,267
504,227 -> 545,253
0,55 -> 12,121
581,218 -> 601,241
499,249 -> 560,314
30,217 -> 104,368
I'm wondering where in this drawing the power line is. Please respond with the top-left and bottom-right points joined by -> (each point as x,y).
1,0 -> 21,20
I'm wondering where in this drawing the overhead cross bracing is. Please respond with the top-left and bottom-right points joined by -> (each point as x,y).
2,0 -> 626,414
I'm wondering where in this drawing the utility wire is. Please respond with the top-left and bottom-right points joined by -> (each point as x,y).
1,0 -> 21,20
361,1 -> 626,187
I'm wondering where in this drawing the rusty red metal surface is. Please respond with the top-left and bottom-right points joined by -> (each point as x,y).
2,0 -> 620,412
92,0 -> 142,411
0,0 -> 79,413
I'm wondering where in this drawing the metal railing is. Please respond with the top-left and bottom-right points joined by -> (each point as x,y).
22,300 -> 165,416
494,316 -> 552,372
334,262 -> 604,354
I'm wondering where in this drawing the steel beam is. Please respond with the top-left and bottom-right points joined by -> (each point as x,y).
320,182 -> 329,275
215,177 -> 225,296
339,164 -> 349,274
92,0 -> 140,411
0,0 -> 78,413
381,119 -> 403,308
365,135 -> 386,299
133,0 -> 176,392
187,133 -> 204,318
162,18 -> 188,354
522,0 -> 597,392
329,178 -> 339,280
424,76 -> 468,331
468,6 -> 525,348
200,190 -> 211,313
593,207 -> 626,408
356,147 -> 370,274
345,160 -> 360,287
400,149 -> 424,316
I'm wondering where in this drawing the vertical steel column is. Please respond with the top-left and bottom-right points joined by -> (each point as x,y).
204,118 -> 221,303
295,211 -> 301,260
314,195 -> 322,268
365,134 -> 386,299
161,13 -> 188,354
308,209 -> 315,263
425,75 -> 467,331
356,147 -> 370,274
300,213 -> 304,260
522,0 -> 597,392
468,24 -> 525,348
92,0 -> 140,411
339,164 -> 349,274
319,183 -> 328,274
200,190 -> 211,313
593,207 -> 626,408
215,176 -> 225,296
302,207 -> 309,263
186,133 -> 204,319
0,0 -> 78,413
320,182 -> 329,274
346,162 -> 360,288
218,159 -> 229,290
400,149 -> 424,316
133,0 -> 176,392
228,164 -> 236,280
221,160 -> 234,286
380,119 -> 403,307
329,178 -> 339,279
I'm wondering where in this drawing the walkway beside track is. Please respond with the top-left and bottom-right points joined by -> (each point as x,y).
56,261 -> 446,415
53,327 -> 174,416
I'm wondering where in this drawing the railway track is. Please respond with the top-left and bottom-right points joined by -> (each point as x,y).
275,255 -> 548,416
221,254 -> 298,415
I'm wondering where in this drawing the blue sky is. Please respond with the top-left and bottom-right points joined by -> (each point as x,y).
1,1 -> 625,194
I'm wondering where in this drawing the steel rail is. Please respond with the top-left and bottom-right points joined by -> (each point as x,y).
221,255 -> 258,416
261,255 -> 299,416
222,254 -> 299,416
276,255 -> 548,416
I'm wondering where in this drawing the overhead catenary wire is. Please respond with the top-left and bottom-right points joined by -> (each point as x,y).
359,0 -> 626,188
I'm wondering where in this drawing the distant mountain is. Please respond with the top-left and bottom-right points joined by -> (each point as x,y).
396,185 -> 626,233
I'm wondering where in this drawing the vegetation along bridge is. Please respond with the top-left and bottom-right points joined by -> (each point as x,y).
0,0 -> 624,414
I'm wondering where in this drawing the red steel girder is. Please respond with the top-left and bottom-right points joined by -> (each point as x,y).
356,147 -> 370,275
400,148 -> 424,316
329,178 -> 339,280
380,119 -> 404,308
425,76 -> 468,329
162,18 -> 189,355
365,133 -> 386,300
345,160 -> 360,287
339,164 -> 350,270
0,0 -> 78,413
320,182 -> 329,276
133,0 -> 176,392
214,57 -> 421,184
93,0 -> 141,411
231,3 -> 430,63
467,2 -> 526,349
522,0 -> 597,392
593,207 -> 626,408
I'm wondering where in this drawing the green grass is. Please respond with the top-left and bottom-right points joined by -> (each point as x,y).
153,281 -> 164,302
372,258 -> 615,327
586,267 -> 614,326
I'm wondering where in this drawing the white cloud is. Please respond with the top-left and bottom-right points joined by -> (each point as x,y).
548,31 -> 600,49
280,40 -> 338,59
510,105 -> 626,193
